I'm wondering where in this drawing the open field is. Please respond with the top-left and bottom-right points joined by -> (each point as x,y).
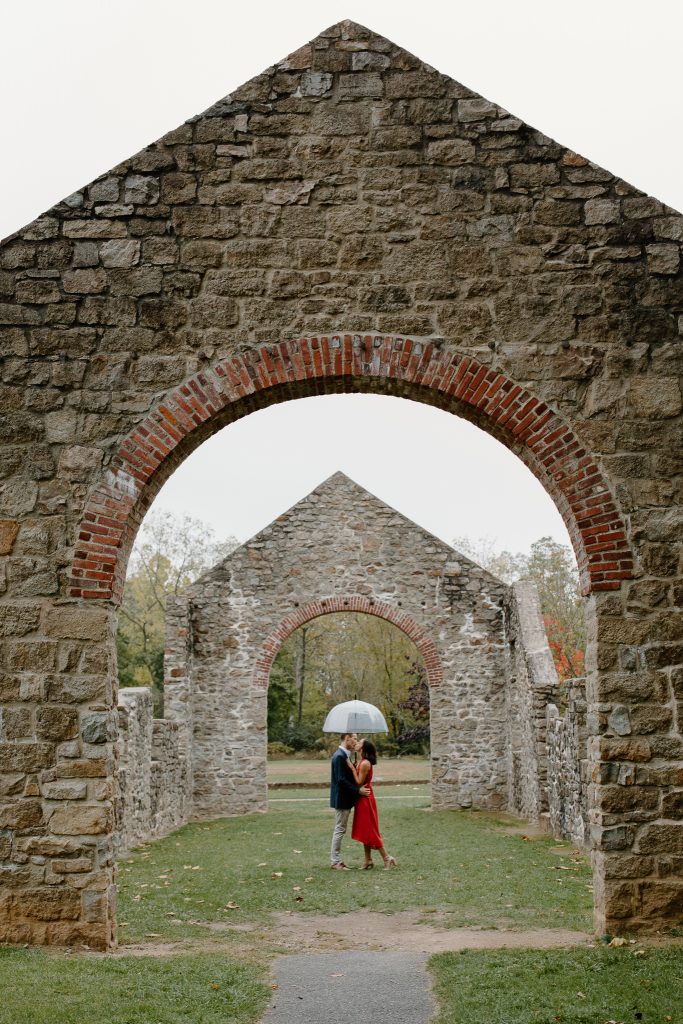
267,755 -> 431,786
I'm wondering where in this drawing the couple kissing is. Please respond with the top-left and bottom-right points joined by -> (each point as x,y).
330,732 -> 397,871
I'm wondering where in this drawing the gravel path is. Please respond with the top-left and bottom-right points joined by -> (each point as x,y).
261,951 -> 435,1024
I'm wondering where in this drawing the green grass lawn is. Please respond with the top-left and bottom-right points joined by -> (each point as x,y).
4,795 -> 681,1024
429,946 -> 683,1024
0,949 -> 269,1024
116,793 -> 593,943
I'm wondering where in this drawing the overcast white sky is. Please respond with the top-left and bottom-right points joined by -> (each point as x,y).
3,1 -> 681,556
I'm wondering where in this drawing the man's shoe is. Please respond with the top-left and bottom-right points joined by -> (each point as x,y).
330,862 -> 350,871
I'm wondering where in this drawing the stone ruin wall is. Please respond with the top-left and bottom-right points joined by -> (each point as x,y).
504,580 -> 559,821
116,688 -> 190,852
2,18 -> 681,943
167,472 -> 511,818
547,679 -> 589,847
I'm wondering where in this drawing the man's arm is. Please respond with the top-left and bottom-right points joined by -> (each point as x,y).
334,757 -> 370,798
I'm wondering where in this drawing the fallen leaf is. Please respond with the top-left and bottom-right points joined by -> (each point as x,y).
608,936 -> 626,947
633,949 -> 646,957
145,933 -> 161,938
272,832 -> 283,836
271,872 -> 283,879
576,991 -> 586,999
258,862 -> 267,867
211,983 -> 220,990
292,849 -> 302,854
292,886 -> 302,892
223,902 -> 239,910
331,973 -> 345,977
271,983 -> 279,990
294,895 -> 304,902
304,877 -> 314,882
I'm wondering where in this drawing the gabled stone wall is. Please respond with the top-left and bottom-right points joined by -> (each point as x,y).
1,16 -> 681,945
165,472 -> 510,817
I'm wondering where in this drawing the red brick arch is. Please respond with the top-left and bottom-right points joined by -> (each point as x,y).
253,595 -> 444,691
70,334 -> 633,601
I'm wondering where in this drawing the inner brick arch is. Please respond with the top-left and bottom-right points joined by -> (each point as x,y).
252,595 -> 444,691
70,334 -> 633,604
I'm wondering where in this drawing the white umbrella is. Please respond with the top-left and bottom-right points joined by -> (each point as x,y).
322,699 -> 388,734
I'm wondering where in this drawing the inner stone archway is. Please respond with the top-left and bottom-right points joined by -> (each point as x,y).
1,18 -> 681,948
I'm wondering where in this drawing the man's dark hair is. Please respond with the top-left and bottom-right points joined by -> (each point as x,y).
340,732 -> 354,742
359,739 -> 377,765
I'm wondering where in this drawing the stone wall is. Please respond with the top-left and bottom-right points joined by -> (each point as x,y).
504,581 -> 559,821
1,16 -> 681,945
547,679 -> 589,848
116,688 -> 189,852
168,472 -> 510,818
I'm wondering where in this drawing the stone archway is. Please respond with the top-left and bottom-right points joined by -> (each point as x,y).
253,595 -> 443,691
162,473 -> 509,820
1,18 -> 681,947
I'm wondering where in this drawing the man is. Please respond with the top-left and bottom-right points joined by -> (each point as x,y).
330,732 -> 369,870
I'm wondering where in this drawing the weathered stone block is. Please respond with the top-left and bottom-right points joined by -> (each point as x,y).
0,742 -> 55,773
123,175 -> 160,205
646,243 -> 679,275
637,881 -> 683,920
0,798 -> 43,829
636,823 -> 683,854
36,706 -> 79,742
99,239 -> 141,268
81,713 -> 115,744
41,780 -> 87,800
62,269 -> 108,294
52,858 -> 93,874
629,378 -> 682,418
56,759 -> 109,779
49,804 -> 111,835
43,606 -> 111,642
16,888 -> 81,921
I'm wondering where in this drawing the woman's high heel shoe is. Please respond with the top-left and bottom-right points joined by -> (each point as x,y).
361,862 -> 374,870
383,856 -> 397,870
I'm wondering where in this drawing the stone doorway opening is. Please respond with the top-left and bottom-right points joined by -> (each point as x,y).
266,610 -> 432,807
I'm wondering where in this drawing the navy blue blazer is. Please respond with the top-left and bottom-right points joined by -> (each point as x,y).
330,748 -> 361,810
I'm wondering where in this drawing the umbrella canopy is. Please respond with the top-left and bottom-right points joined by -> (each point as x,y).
322,699 -> 388,734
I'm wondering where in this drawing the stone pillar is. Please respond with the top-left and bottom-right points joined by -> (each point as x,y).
504,582 -> 559,821
0,599 -> 117,949
588,593 -> 683,935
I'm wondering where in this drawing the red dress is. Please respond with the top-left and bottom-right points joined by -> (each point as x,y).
352,763 -> 383,849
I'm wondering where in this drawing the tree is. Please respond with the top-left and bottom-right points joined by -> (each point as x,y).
525,537 -> 585,681
451,535 -> 528,585
452,534 -> 585,682
117,511 -> 237,709
266,612 -> 429,751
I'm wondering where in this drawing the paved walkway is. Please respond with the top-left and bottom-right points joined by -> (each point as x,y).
261,951 -> 435,1024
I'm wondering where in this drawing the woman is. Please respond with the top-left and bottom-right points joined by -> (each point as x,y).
351,738 -> 397,870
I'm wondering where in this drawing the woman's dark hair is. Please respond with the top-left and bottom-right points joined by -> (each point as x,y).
360,739 -> 377,765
